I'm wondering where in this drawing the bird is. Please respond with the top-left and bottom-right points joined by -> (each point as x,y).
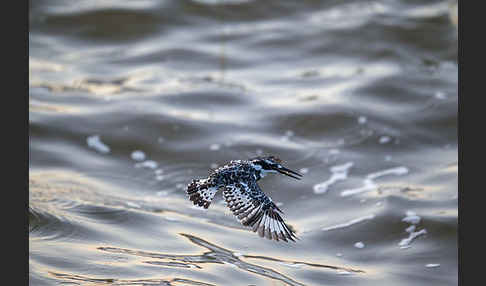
186,156 -> 302,242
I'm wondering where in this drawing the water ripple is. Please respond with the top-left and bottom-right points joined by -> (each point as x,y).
98,233 -> 365,286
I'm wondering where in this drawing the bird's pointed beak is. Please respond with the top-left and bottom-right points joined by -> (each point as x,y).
275,165 -> 303,180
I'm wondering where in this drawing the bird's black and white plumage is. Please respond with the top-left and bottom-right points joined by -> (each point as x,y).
186,156 -> 302,242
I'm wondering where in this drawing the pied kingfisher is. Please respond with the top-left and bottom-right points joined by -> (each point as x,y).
186,156 -> 302,242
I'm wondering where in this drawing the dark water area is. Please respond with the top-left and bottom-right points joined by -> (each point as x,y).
29,0 -> 458,285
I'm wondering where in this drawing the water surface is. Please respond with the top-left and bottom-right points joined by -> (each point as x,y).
29,0 -> 458,285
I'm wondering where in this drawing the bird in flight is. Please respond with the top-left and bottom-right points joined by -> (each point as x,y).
186,156 -> 302,242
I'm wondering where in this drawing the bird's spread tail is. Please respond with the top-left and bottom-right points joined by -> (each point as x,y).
187,179 -> 218,209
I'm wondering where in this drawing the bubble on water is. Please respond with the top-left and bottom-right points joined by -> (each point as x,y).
313,162 -> 353,194
379,136 -> 391,144
358,116 -> 367,124
210,144 -> 221,151
155,175 -> 164,181
402,211 -> 421,225
341,166 -> 409,197
385,155 -> 392,161
210,163 -> 219,169
399,210 -> 427,248
354,242 -> 365,249
299,168 -> 309,174
336,253 -> 343,257
425,264 -> 440,268
131,150 -> 146,161
398,229 -> 427,247
155,169 -> 164,175
157,137 -> 165,143
135,160 -> 158,169
434,91 -> 446,99
322,214 -> 375,231
86,135 -> 110,154
337,270 -> 352,275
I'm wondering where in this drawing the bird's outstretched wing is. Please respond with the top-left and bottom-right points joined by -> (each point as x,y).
222,183 -> 298,242
187,178 -> 218,209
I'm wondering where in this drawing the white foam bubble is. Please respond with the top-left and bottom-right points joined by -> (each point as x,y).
354,242 -> 365,249
340,179 -> 376,197
86,135 -> 110,154
340,166 -> 409,197
425,264 -> 440,268
379,136 -> 391,144
398,229 -> 427,247
367,167 -> 409,179
134,160 -> 158,169
313,162 -> 353,194
209,144 -> 220,151
299,168 -> 309,174
322,214 -> 375,231
402,211 -> 421,225
131,150 -> 146,161
434,91 -> 446,99
358,116 -> 367,124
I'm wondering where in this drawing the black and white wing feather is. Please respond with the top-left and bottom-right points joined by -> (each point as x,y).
222,184 -> 298,242
187,178 -> 218,209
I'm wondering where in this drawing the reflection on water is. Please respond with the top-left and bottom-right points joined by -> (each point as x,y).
98,233 -> 364,286
30,0 -> 457,285
48,271 -> 217,286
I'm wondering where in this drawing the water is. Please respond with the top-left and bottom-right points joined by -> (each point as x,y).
29,0 -> 458,285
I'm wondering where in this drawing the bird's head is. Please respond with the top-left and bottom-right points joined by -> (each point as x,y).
250,156 -> 303,180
